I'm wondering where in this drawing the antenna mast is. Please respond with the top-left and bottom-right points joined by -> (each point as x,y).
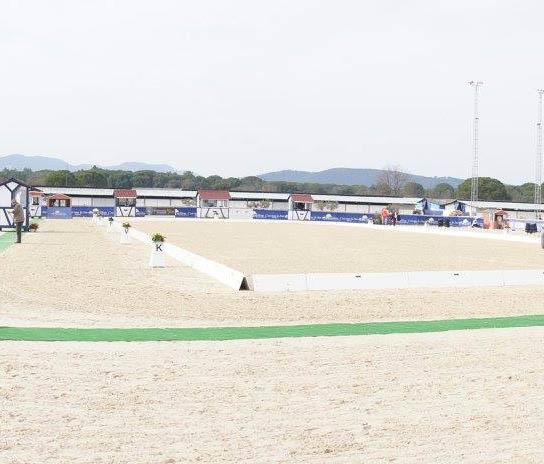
469,81 -> 483,215
535,89 -> 544,219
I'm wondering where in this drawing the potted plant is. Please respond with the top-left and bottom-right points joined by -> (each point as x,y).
120,222 -> 131,244
29,223 -> 39,232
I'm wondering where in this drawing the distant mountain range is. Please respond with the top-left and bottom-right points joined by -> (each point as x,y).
259,168 -> 464,189
0,154 -> 178,173
1,155 -> 465,189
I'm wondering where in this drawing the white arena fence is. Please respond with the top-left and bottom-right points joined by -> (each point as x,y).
251,270 -> 544,292
98,214 -> 544,293
110,222 -> 247,290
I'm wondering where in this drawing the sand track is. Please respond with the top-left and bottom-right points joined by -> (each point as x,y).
2,219 -> 544,328
2,328 -> 544,463
134,220 -> 544,275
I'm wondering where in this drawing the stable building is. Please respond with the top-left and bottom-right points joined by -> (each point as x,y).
288,193 -> 314,220
114,189 -> 137,217
197,190 -> 231,218
29,190 -> 44,218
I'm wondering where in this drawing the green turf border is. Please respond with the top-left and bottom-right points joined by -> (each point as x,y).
1,314 -> 544,342
0,231 -> 15,253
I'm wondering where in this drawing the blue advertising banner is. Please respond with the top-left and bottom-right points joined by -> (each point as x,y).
175,207 -> 197,218
398,215 -> 483,227
71,207 -> 114,217
46,207 -> 73,219
253,209 -> 288,220
136,208 -> 147,217
311,211 -> 373,223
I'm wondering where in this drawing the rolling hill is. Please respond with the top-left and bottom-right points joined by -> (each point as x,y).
259,168 -> 464,189
0,154 -> 178,173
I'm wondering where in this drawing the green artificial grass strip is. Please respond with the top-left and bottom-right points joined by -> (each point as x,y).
0,232 -> 15,253
2,314 -> 544,342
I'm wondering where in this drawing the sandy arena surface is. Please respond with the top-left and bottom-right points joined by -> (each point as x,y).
134,220 -> 544,275
1,328 -> 544,463
1,219 -> 544,328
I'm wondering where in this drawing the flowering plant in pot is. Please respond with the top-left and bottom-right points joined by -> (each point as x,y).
151,233 -> 165,243
29,222 -> 39,232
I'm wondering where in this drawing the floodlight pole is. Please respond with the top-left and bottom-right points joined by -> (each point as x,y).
535,89 -> 544,219
469,81 -> 483,216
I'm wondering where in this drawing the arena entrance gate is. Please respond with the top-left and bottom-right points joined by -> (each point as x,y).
0,177 -> 31,231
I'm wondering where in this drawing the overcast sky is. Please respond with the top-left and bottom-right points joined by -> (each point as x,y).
1,0 -> 543,183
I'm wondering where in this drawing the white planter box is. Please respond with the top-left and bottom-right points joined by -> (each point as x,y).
149,243 -> 166,267
120,229 -> 131,244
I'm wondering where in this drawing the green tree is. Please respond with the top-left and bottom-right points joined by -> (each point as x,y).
513,183 -> 535,202
402,182 -> 425,198
457,177 -> 510,201
432,183 -> 455,199
45,170 -> 76,187
75,167 -> 108,188
132,170 -> 155,187
108,171 -> 134,188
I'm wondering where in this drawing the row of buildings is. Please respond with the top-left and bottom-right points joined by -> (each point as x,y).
28,185 -> 541,224
2,176 -> 540,230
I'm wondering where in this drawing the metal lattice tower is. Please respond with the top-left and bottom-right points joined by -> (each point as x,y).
535,89 -> 544,219
469,81 -> 483,214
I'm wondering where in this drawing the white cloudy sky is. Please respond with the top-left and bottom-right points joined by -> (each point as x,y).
1,0 -> 543,183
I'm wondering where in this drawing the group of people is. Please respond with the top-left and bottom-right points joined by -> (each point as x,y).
380,208 -> 399,226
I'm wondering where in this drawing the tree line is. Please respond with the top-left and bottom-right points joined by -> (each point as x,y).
0,165 -> 538,203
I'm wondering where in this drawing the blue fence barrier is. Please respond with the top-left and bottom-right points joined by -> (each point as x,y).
45,207 -> 73,219
42,206 -> 114,217
398,214 -> 483,227
175,207 -> 197,218
71,207 -> 115,217
311,211 -> 374,223
253,209 -> 288,220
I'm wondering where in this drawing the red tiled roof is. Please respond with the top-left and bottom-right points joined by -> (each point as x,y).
198,190 -> 231,200
30,191 -> 44,196
48,193 -> 72,200
290,193 -> 313,203
114,189 -> 137,198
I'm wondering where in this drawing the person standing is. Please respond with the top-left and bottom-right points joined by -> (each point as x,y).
11,198 -> 25,243
381,208 -> 389,225
392,210 -> 398,226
